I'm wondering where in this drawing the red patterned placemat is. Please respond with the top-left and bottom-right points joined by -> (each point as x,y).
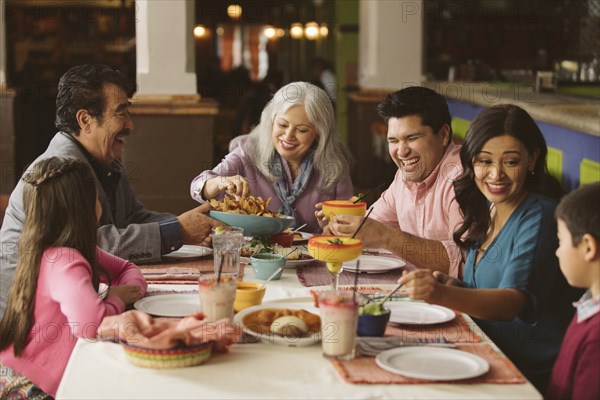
385,312 -> 483,343
296,262 -> 404,287
141,259 -> 244,284
332,343 -> 525,384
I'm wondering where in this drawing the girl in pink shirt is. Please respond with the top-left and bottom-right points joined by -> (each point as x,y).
0,156 -> 147,398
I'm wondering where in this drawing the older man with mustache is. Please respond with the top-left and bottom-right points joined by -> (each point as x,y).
0,64 -> 222,317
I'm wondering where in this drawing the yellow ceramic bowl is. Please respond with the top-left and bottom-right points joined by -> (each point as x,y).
322,200 -> 366,219
308,236 -> 363,273
234,282 -> 266,312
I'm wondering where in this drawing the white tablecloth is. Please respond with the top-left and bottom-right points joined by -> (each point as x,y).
56,266 -> 542,399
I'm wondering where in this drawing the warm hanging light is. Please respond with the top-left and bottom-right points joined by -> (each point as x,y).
304,22 -> 319,40
290,23 -> 304,39
276,28 -> 285,38
216,26 -> 224,36
227,4 -> 242,20
193,25 -> 206,38
263,26 -> 276,39
319,24 -> 329,37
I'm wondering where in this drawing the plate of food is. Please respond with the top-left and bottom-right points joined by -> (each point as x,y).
134,294 -> 201,318
162,245 -> 213,261
291,231 -> 314,245
233,297 -> 321,347
375,347 -> 489,380
208,196 -> 294,237
240,238 -> 314,268
342,255 -> 405,274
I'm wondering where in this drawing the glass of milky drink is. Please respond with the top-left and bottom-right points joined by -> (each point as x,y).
318,291 -> 359,360
198,273 -> 237,322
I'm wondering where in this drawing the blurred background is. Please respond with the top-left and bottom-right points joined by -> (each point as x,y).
1,0 -> 599,216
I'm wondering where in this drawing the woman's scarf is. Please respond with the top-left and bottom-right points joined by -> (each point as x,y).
271,151 -> 314,223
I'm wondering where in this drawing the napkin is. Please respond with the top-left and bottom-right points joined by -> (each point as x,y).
97,310 -> 242,352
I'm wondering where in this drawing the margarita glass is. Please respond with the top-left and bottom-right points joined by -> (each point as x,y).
322,200 -> 366,220
307,236 -> 362,291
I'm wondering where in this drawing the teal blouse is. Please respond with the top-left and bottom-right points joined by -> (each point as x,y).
463,194 -> 579,386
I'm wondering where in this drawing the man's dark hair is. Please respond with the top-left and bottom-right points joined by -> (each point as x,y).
377,86 -> 452,138
556,182 -> 600,246
55,64 -> 131,135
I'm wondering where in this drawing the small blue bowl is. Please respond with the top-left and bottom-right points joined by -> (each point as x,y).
357,309 -> 391,337
250,253 -> 285,280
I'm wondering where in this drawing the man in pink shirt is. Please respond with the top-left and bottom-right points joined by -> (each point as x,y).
329,87 -> 463,277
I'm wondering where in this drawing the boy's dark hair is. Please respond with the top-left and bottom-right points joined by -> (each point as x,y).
377,86 -> 452,139
556,182 -> 600,246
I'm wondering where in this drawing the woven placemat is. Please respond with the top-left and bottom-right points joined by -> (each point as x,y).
332,343 -> 525,384
296,262 -> 404,287
141,259 -> 245,284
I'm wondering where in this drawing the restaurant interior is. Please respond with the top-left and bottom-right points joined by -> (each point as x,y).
1,0 -> 599,217
0,1 -> 600,399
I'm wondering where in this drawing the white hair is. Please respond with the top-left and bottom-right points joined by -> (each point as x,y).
244,82 -> 352,192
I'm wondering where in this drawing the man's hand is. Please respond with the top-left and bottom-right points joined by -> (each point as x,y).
328,215 -> 386,248
178,203 -> 225,247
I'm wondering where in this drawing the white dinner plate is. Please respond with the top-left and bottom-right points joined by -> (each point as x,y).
342,255 -> 405,274
134,294 -> 201,317
387,302 -> 455,325
375,347 -> 489,380
162,245 -> 213,261
292,231 -> 314,245
233,297 -> 321,347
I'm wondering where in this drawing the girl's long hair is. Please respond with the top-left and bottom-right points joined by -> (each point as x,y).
0,157 -> 110,356
244,81 -> 352,192
453,104 -> 564,249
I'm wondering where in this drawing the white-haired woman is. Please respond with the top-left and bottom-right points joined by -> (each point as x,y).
190,82 -> 354,233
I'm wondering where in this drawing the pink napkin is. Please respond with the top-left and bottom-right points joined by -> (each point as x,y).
97,310 -> 242,352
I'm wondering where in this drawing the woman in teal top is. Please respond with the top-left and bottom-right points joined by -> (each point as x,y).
398,105 -> 579,394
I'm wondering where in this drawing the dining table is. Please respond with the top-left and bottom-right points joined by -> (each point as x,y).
56,249 -> 543,399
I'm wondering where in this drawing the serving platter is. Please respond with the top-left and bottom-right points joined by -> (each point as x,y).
233,297 -> 321,347
208,211 -> 294,237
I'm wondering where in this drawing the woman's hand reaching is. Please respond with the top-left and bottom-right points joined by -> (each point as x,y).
204,175 -> 249,199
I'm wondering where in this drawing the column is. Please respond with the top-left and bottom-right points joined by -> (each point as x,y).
135,0 -> 197,99
358,0 -> 423,89
0,0 -> 6,84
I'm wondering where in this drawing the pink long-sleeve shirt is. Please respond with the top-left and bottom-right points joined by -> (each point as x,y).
369,142 -> 464,277
0,246 -> 147,397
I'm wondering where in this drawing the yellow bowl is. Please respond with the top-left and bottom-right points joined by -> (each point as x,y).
234,282 -> 266,312
322,200 -> 366,219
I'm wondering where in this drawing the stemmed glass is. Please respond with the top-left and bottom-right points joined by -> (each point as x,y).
308,236 -> 362,291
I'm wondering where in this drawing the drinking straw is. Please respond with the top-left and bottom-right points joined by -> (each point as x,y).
351,207 -> 374,239
352,259 -> 361,303
291,223 -> 307,232
353,182 -> 387,204
216,256 -> 224,285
